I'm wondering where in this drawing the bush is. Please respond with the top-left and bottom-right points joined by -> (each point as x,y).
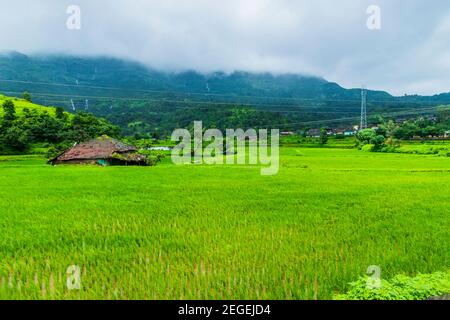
380,145 -> 397,153
356,129 -> 386,151
138,150 -> 166,166
356,129 -> 377,144
334,271 -> 450,300
361,144 -> 375,152
438,150 -> 450,157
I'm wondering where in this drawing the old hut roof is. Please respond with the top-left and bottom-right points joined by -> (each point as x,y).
54,135 -> 137,161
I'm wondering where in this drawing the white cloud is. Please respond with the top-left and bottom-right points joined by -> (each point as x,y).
0,0 -> 449,95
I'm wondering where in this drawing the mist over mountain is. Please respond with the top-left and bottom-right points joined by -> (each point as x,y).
0,52 -> 449,134
0,51 -> 393,99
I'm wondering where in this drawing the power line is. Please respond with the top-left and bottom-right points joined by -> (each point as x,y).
21,95 -> 430,117
1,96 -> 442,134
38,99 -> 361,113
2,88 -> 444,129
2,92 -> 439,124
0,90 -> 333,108
257,106 -> 442,128
1,78 -> 448,105
2,89 -> 443,115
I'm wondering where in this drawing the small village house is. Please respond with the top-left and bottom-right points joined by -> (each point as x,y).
325,128 -> 334,135
344,130 -> 356,136
50,135 -> 147,166
307,128 -> 321,138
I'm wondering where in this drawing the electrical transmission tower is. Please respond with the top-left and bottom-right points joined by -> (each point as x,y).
360,86 -> 367,130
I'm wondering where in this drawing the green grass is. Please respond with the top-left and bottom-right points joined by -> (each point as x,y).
0,95 -> 60,116
0,148 -> 448,299
280,136 -> 357,149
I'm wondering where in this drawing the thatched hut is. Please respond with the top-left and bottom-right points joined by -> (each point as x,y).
50,135 -> 147,166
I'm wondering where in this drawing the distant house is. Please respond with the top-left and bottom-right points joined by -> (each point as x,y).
50,135 -> 147,166
280,131 -> 295,136
308,128 -> 321,138
344,130 -> 355,136
325,128 -> 334,136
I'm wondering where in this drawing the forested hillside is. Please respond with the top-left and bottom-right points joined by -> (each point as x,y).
0,95 -> 119,154
1,52 -> 449,136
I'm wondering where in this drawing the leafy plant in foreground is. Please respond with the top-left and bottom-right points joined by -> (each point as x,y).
334,271 -> 450,300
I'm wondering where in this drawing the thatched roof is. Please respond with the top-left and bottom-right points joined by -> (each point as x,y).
53,135 -> 138,162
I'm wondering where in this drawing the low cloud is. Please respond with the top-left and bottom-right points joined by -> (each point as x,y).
0,0 -> 449,95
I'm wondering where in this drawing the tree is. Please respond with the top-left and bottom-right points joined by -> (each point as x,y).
356,128 -> 385,151
30,111 -> 65,143
0,100 -> 16,135
319,128 -> 328,145
70,111 -> 120,142
371,135 -> 386,150
302,127 -> 309,138
437,106 -> 449,124
422,126 -> 438,138
392,121 -> 419,139
3,125 -> 29,152
55,106 -> 66,120
2,100 -> 16,122
385,120 -> 397,138
0,99 -> 121,155
23,91 -> 32,102
356,129 -> 377,145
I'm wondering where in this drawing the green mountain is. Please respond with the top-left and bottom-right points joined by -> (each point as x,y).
0,51 -> 393,100
0,51 -> 448,135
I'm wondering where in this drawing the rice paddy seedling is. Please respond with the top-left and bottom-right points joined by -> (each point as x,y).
0,148 -> 448,299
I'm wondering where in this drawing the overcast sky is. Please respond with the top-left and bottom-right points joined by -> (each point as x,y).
1,0 -> 449,95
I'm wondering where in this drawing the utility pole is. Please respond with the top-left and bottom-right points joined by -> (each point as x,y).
360,86 -> 367,130
70,99 -> 76,111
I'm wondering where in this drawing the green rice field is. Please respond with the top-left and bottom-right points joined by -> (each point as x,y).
0,147 -> 449,299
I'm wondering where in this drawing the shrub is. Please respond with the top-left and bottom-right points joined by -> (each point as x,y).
356,129 -> 386,151
438,150 -> 450,157
380,145 -> 397,153
138,150 -> 166,166
361,144 -> 375,152
334,271 -> 450,300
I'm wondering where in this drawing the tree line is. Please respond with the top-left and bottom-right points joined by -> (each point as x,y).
0,99 -> 120,154
355,107 -> 449,151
